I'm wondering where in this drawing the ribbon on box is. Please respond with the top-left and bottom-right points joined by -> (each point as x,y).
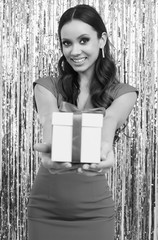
59,101 -> 105,163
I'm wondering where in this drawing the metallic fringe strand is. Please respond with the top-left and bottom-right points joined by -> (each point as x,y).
0,0 -> 158,239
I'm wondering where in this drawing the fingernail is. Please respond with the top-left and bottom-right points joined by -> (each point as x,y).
77,168 -> 83,173
65,163 -> 71,168
91,164 -> 97,169
83,164 -> 89,170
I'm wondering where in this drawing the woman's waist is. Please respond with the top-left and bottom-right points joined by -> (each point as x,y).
31,164 -> 113,206
28,165 -> 114,220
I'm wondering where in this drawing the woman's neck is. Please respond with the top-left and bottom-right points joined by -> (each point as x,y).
78,72 -> 93,92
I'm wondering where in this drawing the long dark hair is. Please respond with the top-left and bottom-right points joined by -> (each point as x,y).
57,4 -> 119,108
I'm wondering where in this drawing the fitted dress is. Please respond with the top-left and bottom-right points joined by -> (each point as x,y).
27,76 -> 138,240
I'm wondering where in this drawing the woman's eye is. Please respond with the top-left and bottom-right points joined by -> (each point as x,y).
80,38 -> 90,44
62,41 -> 71,47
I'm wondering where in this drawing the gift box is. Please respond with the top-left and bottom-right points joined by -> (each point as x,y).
51,111 -> 103,163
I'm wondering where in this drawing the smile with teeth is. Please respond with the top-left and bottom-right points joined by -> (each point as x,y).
72,57 -> 86,63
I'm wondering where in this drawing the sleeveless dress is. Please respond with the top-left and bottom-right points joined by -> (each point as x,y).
27,76 -> 138,240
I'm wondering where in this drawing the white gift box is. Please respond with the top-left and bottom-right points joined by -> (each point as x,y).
51,112 -> 103,163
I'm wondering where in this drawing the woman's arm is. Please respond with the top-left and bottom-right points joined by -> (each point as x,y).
89,91 -> 137,171
102,91 -> 137,145
34,84 -> 59,143
34,84 -> 72,170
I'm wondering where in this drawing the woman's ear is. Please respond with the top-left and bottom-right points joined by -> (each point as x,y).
100,32 -> 107,48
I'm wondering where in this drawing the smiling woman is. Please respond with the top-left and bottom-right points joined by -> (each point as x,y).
60,20 -> 106,76
28,4 -> 138,240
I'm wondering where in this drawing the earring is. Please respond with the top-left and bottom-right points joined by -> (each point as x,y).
102,48 -> 105,58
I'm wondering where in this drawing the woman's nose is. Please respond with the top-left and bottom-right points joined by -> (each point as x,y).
71,44 -> 81,55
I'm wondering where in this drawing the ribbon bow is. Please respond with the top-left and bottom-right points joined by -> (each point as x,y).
59,101 -> 105,163
59,101 -> 106,115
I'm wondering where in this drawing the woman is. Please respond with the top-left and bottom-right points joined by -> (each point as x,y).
28,4 -> 138,240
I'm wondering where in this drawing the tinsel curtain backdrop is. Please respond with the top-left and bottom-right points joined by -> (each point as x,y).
0,0 -> 158,239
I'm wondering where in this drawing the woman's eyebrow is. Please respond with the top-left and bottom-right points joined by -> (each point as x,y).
61,34 -> 89,41
77,34 -> 90,39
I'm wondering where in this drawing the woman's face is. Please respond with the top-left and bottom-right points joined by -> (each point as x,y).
60,20 -> 103,76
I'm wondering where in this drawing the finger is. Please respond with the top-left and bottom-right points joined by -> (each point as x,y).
95,160 -> 113,170
82,164 -> 103,172
98,155 -> 114,170
77,168 -> 101,176
82,165 -> 100,172
48,164 -> 72,174
89,163 -> 97,169
43,159 -> 72,170
51,162 -> 72,170
82,164 -> 90,170
34,143 -> 51,153
60,162 -> 72,168
77,167 -> 83,173
89,156 -> 114,171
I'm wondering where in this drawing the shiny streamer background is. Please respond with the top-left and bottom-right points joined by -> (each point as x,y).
0,0 -> 157,239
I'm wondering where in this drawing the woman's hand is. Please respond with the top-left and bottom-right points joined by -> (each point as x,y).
34,142 -> 114,176
80,142 -> 114,175
34,143 -> 73,174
